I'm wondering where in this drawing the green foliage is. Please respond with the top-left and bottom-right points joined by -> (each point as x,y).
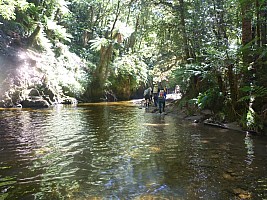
196,88 -> 224,113
237,85 -> 267,132
240,107 -> 264,133
169,65 -> 187,90
113,54 -> 147,80
177,97 -> 199,116
46,18 -> 72,42
90,37 -> 109,51
169,63 -> 212,95
0,0 -> 30,20
110,53 -> 148,98
27,32 -> 90,99
238,86 -> 267,102
0,0 -> 265,134
54,43 -> 89,97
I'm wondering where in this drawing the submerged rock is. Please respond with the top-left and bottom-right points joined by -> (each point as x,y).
233,188 -> 252,199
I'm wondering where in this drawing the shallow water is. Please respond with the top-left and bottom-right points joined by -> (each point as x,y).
0,102 -> 267,199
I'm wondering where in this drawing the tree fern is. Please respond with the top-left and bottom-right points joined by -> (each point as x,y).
238,85 -> 267,102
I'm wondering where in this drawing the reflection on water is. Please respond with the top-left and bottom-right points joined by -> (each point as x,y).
244,134 -> 254,166
0,103 -> 267,199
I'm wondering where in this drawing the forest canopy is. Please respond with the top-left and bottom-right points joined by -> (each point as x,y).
0,0 -> 266,133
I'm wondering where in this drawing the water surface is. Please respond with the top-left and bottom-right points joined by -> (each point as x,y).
0,102 -> 267,199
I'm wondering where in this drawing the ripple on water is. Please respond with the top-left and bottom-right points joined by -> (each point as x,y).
0,105 -> 267,199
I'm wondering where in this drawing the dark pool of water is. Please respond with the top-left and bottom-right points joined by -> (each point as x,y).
0,102 -> 267,199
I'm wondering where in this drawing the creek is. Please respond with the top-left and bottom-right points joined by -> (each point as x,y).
0,102 -> 267,199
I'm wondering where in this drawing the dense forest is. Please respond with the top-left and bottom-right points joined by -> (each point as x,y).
0,0 -> 266,133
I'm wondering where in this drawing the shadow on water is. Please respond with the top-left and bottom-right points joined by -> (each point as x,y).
0,102 -> 267,199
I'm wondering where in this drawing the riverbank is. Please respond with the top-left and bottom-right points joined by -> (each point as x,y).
134,93 -> 246,134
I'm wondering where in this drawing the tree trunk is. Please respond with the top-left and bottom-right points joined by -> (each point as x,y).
217,74 -> 226,96
88,0 -> 121,102
27,24 -> 41,47
241,0 -> 253,64
227,64 -> 237,103
240,0 -> 255,95
126,15 -> 139,52
179,0 -> 190,61
90,44 -> 113,102
260,2 -> 267,58
255,0 -> 261,46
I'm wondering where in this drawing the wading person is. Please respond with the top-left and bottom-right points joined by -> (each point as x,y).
158,89 -> 166,113
152,84 -> 159,107
143,87 -> 152,108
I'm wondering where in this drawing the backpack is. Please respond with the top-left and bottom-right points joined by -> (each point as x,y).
158,89 -> 165,99
153,85 -> 158,94
144,89 -> 148,96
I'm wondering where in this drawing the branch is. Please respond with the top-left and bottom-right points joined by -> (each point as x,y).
110,0 -> 121,39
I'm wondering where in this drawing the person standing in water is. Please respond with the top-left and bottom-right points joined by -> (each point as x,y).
158,87 -> 166,113
152,84 -> 159,107
143,87 -> 152,108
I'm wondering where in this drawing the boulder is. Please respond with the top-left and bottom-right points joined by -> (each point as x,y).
21,98 -> 50,108
43,86 -> 57,103
42,95 -> 53,105
60,97 -> 77,105
28,88 -> 40,97
0,92 -> 14,108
